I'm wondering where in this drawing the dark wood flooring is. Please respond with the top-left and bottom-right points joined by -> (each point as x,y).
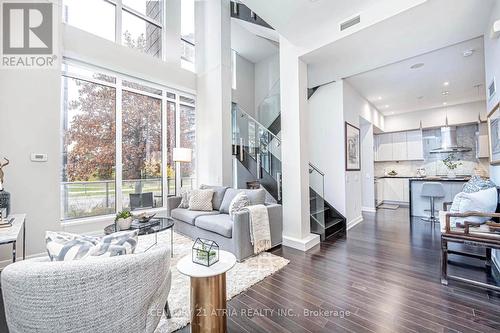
1,208 -> 500,332
179,207 -> 500,333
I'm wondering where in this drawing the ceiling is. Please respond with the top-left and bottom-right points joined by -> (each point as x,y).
302,0 -> 494,87
240,0 -> 426,51
231,19 -> 278,64
346,37 -> 486,115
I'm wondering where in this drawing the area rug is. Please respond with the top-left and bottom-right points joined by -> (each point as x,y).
135,230 -> 289,333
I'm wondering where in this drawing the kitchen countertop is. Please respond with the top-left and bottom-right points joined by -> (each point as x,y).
376,176 -> 471,182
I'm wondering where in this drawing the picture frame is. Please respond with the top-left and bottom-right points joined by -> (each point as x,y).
345,122 -> 361,171
487,103 -> 500,165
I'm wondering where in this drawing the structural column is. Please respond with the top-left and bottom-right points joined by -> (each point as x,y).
195,0 -> 233,186
279,37 -> 320,251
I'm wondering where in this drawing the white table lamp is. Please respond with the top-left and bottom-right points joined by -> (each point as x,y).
173,148 -> 192,163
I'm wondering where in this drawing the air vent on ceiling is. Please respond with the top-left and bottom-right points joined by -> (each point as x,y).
340,15 -> 361,31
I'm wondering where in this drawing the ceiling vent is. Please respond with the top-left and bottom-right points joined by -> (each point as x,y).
340,15 -> 361,31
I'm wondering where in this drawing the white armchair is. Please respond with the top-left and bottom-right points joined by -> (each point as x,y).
1,246 -> 171,333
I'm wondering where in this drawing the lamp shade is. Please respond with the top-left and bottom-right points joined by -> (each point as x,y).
173,148 -> 192,163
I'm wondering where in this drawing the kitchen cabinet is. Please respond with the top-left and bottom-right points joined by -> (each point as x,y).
374,130 -> 424,162
477,134 -> 489,158
392,132 -> 407,161
376,133 -> 393,161
406,130 -> 424,160
382,178 -> 408,203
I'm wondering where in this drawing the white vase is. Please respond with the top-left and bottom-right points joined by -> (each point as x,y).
447,170 -> 456,179
116,217 -> 132,231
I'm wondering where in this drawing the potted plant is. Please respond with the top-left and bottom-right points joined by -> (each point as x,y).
442,153 -> 462,179
115,210 -> 133,231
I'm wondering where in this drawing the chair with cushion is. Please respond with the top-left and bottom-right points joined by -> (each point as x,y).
168,185 -> 283,262
1,246 -> 171,333
421,182 -> 445,224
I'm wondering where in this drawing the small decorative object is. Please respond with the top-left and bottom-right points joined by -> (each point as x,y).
345,122 -> 360,171
134,212 -> 156,223
0,158 -> 10,216
387,170 -> 398,176
442,153 -> 462,178
192,238 -> 219,267
487,103 -> 500,165
115,210 -> 133,231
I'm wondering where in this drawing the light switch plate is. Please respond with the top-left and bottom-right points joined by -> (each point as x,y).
31,153 -> 48,162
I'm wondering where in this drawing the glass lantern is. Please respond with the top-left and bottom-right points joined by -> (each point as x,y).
192,238 -> 219,267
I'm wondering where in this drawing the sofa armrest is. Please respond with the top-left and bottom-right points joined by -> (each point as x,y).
167,196 -> 182,217
443,211 -> 500,233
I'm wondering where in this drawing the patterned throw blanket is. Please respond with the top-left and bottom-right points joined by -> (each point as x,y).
244,204 -> 271,254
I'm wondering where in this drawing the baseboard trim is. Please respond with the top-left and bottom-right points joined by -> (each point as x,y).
0,251 -> 46,270
282,234 -> 320,252
347,216 -> 363,230
362,206 -> 376,213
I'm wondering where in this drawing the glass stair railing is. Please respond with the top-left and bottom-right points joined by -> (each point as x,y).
309,163 -> 326,235
256,79 -> 281,132
232,103 -> 282,201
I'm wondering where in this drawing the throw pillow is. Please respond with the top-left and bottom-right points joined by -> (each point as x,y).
178,188 -> 192,208
46,230 -> 138,261
229,192 -> 250,218
189,189 -> 214,211
462,175 -> 496,193
449,187 -> 498,227
200,184 -> 229,210
219,188 -> 266,214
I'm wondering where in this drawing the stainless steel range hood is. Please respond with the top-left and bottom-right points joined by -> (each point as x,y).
429,126 -> 472,154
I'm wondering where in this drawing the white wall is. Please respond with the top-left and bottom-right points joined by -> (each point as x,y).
232,53 -> 255,117
308,80 -> 383,225
384,101 -> 487,132
360,120 -> 376,212
308,82 -> 346,216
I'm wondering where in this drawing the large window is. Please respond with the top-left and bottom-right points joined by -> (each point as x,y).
62,62 -> 195,220
63,0 -> 164,59
181,0 -> 195,71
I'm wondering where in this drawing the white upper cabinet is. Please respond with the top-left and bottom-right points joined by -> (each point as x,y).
406,130 -> 424,160
376,133 -> 393,161
374,130 -> 423,162
392,132 -> 407,161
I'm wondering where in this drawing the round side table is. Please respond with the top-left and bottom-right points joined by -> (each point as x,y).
177,250 -> 236,333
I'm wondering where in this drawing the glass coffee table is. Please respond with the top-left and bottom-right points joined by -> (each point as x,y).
105,217 -> 174,257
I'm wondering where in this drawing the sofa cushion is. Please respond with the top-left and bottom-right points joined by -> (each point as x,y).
195,214 -> 233,238
200,184 -> 229,210
220,188 -> 266,214
171,208 -> 219,225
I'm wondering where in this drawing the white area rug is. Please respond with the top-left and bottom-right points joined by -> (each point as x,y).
135,230 -> 289,333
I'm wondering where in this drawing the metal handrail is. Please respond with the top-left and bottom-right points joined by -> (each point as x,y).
233,104 -> 282,143
309,162 -> 325,176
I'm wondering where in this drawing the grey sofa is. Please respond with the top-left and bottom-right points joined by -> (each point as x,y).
167,186 -> 282,262
1,247 -> 171,333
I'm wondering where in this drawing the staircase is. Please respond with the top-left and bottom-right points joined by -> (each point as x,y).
231,104 -> 346,241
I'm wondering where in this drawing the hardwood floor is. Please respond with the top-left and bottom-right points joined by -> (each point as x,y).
179,207 -> 500,333
1,208 -> 499,332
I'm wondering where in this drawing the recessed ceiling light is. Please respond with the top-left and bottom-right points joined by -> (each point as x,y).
410,63 -> 424,69
463,49 -> 475,57
443,81 -> 450,86
443,102 -> 448,106
442,91 -> 449,95
389,111 -> 395,115
384,105 -> 390,108
378,96 -> 382,100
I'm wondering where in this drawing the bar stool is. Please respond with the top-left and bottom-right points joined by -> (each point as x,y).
421,182 -> 445,224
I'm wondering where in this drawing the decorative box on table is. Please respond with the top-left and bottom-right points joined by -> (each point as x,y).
192,238 -> 219,267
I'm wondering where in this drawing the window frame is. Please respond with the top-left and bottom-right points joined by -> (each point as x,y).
61,59 -> 196,221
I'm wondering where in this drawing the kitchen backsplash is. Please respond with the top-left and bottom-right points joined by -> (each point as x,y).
375,124 -> 490,177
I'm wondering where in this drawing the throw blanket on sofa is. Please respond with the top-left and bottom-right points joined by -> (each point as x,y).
244,205 -> 271,254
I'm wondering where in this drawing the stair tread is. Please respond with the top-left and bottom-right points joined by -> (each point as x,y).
311,207 -> 330,215
325,218 -> 344,229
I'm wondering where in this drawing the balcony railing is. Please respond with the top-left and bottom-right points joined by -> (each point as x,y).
61,177 -> 196,220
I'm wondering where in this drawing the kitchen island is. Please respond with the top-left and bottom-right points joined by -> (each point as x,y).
409,177 -> 470,218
